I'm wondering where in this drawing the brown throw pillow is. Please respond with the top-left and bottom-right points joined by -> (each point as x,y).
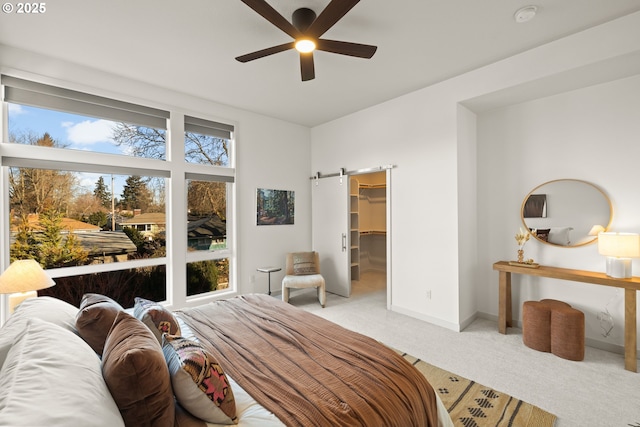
134,297 -> 181,344
102,311 -> 175,427
292,252 -> 317,275
75,293 -> 124,355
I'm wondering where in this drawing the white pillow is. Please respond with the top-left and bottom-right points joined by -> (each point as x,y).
548,227 -> 574,245
0,296 -> 78,369
0,318 -> 124,427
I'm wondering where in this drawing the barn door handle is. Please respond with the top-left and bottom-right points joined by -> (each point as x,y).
342,233 -> 347,252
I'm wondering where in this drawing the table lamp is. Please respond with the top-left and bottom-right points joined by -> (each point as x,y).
598,232 -> 640,278
0,259 -> 55,313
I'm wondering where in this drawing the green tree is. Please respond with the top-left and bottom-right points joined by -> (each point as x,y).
9,215 -> 39,262
87,211 -> 108,228
93,176 -> 112,209
36,209 -> 88,268
122,226 -> 146,252
120,175 -> 152,211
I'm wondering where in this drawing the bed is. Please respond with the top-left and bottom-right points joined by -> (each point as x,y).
0,293 -> 453,427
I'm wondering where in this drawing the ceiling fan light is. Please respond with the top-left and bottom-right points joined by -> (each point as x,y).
295,39 -> 316,53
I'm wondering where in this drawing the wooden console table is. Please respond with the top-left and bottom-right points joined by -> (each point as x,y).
493,261 -> 640,372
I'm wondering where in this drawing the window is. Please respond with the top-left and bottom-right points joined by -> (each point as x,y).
1,75 -> 235,310
4,76 -> 168,159
183,117 -> 235,297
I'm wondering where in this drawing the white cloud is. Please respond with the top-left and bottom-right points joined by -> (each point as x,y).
64,119 -> 115,145
8,104 -> 26,115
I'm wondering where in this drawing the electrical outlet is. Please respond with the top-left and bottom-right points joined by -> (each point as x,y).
426,290 -> 432,300
250,274 -> 255,284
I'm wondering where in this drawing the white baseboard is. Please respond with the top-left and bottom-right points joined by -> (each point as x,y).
390,304 -> 462,332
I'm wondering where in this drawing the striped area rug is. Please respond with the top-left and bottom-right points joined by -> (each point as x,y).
401,352 -> 557,427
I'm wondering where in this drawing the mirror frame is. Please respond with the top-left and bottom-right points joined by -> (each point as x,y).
520,179 -> 612,247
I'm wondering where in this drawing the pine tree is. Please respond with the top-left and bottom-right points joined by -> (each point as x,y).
36,209 -> 88,268
93,176 -> 112,209
9,215 -> 39,262
120,175 -> 151,211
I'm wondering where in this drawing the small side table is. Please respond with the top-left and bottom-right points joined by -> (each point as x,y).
257,266 -> 281,295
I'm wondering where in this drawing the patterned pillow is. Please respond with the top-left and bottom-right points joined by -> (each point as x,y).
292,252 -> 317,275
75,293 -> 124,355
163,334 -> 237,425
102,311 -> 175,426
134,297 -> 181,344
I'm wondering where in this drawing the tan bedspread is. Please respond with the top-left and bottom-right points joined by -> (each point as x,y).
177,294 -> 438,427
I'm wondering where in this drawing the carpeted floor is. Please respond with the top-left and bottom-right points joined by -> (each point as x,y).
286,271 -> 640,427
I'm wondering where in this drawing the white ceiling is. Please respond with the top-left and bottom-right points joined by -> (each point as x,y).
1,0 -> 640,127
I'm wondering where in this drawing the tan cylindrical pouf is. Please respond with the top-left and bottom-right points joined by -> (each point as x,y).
550,306 -> 585,361
522,301 -> 552,352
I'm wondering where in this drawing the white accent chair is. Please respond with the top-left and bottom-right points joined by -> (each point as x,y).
282,252 -> 326,307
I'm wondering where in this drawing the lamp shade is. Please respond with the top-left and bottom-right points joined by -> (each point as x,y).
0,259 -> 55,294
598,232 -> 640,258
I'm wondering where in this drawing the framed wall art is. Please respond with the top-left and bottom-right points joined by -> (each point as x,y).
256,188 -> 294,225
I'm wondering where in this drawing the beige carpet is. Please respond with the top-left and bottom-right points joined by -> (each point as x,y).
400,351 -> 557,427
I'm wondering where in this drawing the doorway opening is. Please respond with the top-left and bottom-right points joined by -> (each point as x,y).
349,171 -> 387,302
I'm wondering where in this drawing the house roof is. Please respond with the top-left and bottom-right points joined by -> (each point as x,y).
11,214 -> 101,233
187,216 -> 226,239
1,2 -> 639,127
74,232 -> 137,256
120,213 -> 167,226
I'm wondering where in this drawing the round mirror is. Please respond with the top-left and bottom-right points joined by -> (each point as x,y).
521,179 -> 612,247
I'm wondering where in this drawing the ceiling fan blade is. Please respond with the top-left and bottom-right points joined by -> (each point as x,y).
307,0 -> 360,38
239,0 -> 302,39
235,42 -> 295,62
316,39 -> 377,59
300,53 -> 315,81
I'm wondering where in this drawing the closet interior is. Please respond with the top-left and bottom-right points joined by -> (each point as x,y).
350,171 -> 387,290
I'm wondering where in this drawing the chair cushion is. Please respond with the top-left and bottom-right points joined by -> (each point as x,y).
283,273 -> 324,289
292,252 -> 317,275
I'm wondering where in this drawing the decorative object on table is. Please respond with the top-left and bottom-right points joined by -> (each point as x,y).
256,188 -> 295,225
0,259 -> 55,313
597,232 -> 640,278
510,227 -> 539,267
256,266 -> 281,295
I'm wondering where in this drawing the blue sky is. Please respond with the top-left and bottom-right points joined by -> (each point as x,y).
8,103 -> 138,196
8,103 -> 125,155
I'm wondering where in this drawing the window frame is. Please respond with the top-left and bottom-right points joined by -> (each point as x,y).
0,75 -> 236,319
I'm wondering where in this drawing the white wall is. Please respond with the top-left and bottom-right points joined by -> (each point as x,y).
0,45 -> 312,301
311,12 -> 640,335
476,74 -> 640,351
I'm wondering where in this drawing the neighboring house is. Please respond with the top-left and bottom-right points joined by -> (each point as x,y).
15,214 -> 101,234
187,215 -> 227,251
120,213 -> 167,239
10,214 -> 137,264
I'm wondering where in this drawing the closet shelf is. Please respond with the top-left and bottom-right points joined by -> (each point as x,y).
360,230 -> 386,235
358,183 -> 386,189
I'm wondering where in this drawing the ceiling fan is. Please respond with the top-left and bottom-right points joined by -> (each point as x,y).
236,0 -> 377,81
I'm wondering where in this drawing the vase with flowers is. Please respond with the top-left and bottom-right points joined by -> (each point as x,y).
515,227 -> 532,263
